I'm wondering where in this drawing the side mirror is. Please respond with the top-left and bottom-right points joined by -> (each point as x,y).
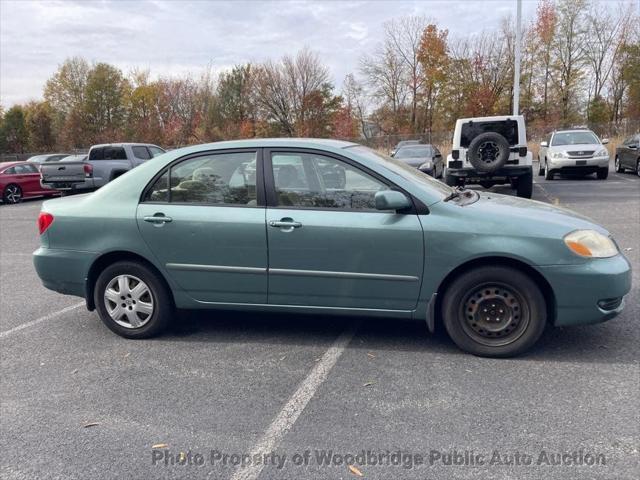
540,141 -> 548,147
601,138 -> 609,145
375,190 -> 411,211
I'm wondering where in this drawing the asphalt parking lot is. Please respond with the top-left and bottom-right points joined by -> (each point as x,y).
1,164 -> 638,480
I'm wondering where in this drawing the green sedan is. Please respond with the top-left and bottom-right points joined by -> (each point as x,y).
33,139 -> 632,357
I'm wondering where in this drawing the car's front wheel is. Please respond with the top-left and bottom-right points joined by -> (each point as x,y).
544,161 -> 554,180
3,184 -> 22,204
442,266 -> 547,357
614,156 -> 623,173
596,167 -> 608,180
94,261 -> 173,339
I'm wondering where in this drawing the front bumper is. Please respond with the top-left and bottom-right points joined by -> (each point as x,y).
33,247 -> 96,298
547,156 -> 609,173
538,254 -> 632,327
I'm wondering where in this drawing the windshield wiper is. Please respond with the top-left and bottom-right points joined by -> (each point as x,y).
443,186 -> 464,202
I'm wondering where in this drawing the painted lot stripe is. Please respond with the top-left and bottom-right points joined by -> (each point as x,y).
0,302 -> 84,339
231,321 -> 360,480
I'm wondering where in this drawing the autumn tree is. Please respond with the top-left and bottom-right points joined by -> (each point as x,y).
551,0 -> 588,125
534,0 -> 557,120
417,23 -> 449,136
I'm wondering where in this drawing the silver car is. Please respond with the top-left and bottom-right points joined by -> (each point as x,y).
538,129 -> 610,180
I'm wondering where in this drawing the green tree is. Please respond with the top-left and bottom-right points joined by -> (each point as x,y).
84,63 -> 131,142
25,101 -> 55,151
1,106 -> 28,153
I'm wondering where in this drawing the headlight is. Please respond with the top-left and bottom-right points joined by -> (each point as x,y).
420,162 -> 432,169
595,148 -> 608,157
550,151 -> 567,159
564,230 -> 618,258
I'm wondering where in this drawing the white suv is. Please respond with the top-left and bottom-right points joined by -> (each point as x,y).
445,115 -> 533,198
538,129 -> 609,180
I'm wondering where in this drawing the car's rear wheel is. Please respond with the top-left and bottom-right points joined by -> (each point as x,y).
3,184 -> 22,204
94,261 -> 173,339
516,171 -> 533,198
442,266 -> 546,357
614,156 -> 623,173
444,172 -> 458,187
596,167 -> 608,180
636,160 -> 640,177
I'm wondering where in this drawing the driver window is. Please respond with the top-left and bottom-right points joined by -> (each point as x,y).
144,151 -> 257,205
271,152 -> 386,210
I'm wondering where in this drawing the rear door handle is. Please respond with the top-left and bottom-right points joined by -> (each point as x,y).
144,214 -> 172,225
269,219 -> 302,229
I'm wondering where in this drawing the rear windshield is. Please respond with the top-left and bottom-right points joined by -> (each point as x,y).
461,120 -> 519,147
551,131 -> 599,146
395,146 -> 433,158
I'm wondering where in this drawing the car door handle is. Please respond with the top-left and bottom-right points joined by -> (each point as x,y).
269,219 -> 302,229
144,214 -> 172,224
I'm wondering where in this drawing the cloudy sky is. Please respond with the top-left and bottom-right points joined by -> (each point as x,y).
0,0 -> 542,107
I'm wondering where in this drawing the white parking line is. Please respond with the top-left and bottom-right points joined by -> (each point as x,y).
230,321 -> 360,480
0,302 -> 84,339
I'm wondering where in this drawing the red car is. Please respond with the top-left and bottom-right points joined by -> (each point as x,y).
0,161 -> 59,204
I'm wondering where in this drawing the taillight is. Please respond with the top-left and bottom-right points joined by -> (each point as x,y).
83,163 -> 93,177
38,212 -> 54,235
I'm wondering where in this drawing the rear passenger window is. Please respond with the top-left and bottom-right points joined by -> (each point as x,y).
104,147 -> 127,160
149,146 -> 165,157
89,148 -> 104,160
132,146 -> 151,160
144,151 -> 257,205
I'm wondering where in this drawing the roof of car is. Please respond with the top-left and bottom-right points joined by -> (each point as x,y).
553,129 -> 595,133
176,138 -> 360,151
0,161 -> 29,169
90,143 -> 162,148
457,115 -> 524,123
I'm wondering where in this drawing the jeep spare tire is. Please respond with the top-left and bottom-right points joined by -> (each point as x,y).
468,132 -> 510,172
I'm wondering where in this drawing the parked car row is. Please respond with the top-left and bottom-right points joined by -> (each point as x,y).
1,143 -> 165,204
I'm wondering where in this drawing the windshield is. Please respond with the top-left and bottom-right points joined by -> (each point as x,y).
348,145 -> 451,198
552,131 -> 599,146
395,146 -> 433,158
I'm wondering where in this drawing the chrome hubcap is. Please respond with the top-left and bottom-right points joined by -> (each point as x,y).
5,186 -> 20,203
104,275 -> 154,328
461,283 -> 529,346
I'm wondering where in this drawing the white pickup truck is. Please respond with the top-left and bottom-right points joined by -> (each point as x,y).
445,115 -> 533,198
40,143 -> 165,193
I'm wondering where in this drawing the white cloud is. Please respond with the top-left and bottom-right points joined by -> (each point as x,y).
1,0 -> 544,106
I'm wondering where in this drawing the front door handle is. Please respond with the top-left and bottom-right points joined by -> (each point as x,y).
269,219 -> 302,229
144,214 -> 173,225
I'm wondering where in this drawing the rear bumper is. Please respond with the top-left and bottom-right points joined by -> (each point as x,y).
538,254 -> 632,327
41,178 -> 96,192
446,166 -> 532,181
33,247 -> 96,298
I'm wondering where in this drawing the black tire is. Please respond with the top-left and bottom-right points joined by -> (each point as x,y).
444,172 -> 458,187
509,178 -> 519,190
94,261 -> 173,339
468,132 -> 510,172
442,266 -> 547,357
516,170 -> 533,198
596,167 -> 608,180
544,160 -> 554,180
537,160 -> 545,176
2,184 -> 22,204
614,156 -> 623,173
636,160 -> 640,177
